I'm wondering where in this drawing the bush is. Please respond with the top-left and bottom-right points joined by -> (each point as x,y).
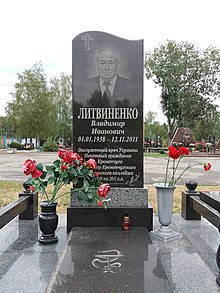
8,141 -> 23,150
159,150 -> 165,154
42,140 -> 58,152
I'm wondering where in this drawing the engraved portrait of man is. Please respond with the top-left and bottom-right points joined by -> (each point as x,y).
86,48 -> 132,107
74,46 -> 142,108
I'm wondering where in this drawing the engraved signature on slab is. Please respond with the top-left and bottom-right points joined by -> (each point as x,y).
92,249 -> 123,273
126,173 -> 140,186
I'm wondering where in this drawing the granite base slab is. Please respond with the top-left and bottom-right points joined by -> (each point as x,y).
46,227 -> 173,293
67,206 -> 153,232
68,187 -> 153,232
70,187 -> 149,207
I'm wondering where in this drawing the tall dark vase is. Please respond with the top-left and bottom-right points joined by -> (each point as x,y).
39,201 -> 58,244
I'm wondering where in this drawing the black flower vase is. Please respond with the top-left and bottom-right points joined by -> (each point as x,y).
39,201 -> 58,244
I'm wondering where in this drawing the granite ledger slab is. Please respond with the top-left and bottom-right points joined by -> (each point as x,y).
46,227 -> 172,293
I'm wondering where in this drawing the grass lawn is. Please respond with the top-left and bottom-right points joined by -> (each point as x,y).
0,180 -> 218,214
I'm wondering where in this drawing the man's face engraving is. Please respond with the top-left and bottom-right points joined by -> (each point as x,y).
96,49 -> 120,82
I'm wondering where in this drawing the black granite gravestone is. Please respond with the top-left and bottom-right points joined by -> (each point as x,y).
72,31 -> 143,188
68,31 -> 152,231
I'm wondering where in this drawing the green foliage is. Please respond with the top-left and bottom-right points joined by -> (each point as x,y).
4,65 -> 72,145
144,111 -> 168,146
145,40 -> 220,140
5,62 -> 58,141
50,73 -> 72,141
0,116 -> 14,137
42,139 -> 58,152
193,111 -> 220,141
8,141 -> 23,150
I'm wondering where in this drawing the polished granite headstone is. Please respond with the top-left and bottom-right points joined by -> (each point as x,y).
72,31 -> 143,188
46,227 -> 172,293
68,31 -> 152,232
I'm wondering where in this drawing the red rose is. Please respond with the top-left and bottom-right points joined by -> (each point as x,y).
61,163 -> 68,171
204,163 -> 211,171
97,200 -> 103,207
69,152 -> 82,164
23,159 -> 37,175
28,185 -> 35,192
179,146 -> 189,156
94,172 -> 99,177
58,149 -> 66,159
168,146 -> 180,160
61,151 -> 81,164
31,168 -> 42,178
98,183 -> 111,198
87,158 -> 97,169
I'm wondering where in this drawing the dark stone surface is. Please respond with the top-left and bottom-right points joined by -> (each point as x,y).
72,31 -> 144,188
190,195 -> 220,228
46,227 -> 173,293
67,206 -> 153,232
200,191 -> 220,213
1,215 -> 219,292
68,185 -> 153,232
19,191 -> 38,220
181,190 -> 201,220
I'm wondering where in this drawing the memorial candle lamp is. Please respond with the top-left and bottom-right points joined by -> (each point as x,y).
122,214 -> 131,230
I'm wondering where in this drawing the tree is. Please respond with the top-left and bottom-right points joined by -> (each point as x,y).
193,111 -> 220,141
6,62 -> 58,142
145,40 -> 220,141
49,73 -> 72,142
144,111 -> 167,146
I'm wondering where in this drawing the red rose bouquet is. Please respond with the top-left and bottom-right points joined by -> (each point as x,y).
164,146 -> 211,186
22,149 -> 111,207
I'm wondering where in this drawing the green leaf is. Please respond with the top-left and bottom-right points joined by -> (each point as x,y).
53,171 -> 60,178
63,172 -> 69,178
46,165 -> 56,174
37,163 -> 43,171
87,193 -> 93,199
69,168 -> 77,176
87,170 -> 94,177
40,170 -> 47,179
83,179 -> 89,187
48,176 -> 55,184
71,177 -> 78,185
63,176 -> 70,184
53,159 -> 60,168
42,181 -> 48,187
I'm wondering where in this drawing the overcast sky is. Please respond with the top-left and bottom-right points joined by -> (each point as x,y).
1,0 -> 220,123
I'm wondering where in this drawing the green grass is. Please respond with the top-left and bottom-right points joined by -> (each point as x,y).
144,152 -> 168,157
0,181 -> 23,206
0,180 -> 70,212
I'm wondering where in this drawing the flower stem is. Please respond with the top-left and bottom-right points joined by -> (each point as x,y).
173,162 -> 199,185
164,157 -> 170,186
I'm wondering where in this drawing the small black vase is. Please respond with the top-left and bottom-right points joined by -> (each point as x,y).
39,201 -> 58,244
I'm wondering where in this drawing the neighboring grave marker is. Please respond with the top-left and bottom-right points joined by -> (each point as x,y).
72,31 -> 143,188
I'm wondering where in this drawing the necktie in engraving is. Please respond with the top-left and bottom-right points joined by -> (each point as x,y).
103,81 -> 111,99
